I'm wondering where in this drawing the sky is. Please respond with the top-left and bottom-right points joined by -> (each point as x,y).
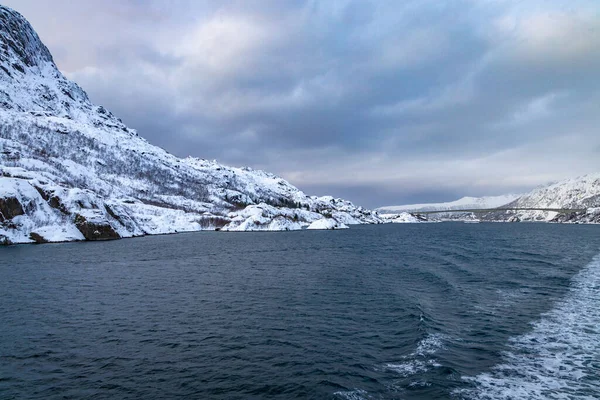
4,0 -> 600,208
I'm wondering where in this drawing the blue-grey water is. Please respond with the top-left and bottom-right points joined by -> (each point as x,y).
1,223 -> 599,399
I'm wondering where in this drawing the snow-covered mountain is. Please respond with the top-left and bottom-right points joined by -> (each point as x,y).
378,175 -> 600,224
377,194 -> 521,214
0,5 -> 382,244
483,174 -> 600,223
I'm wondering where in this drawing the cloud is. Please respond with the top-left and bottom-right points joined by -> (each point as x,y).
493,9 -> 600,60
507,91 -> 568,126
3,0 -> 600,208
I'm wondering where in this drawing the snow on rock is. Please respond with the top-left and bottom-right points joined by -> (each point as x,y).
0,5 -> 383,244
381,212 -> 423,224
306,218 -> 349,230
33,225 -> 84,243
222,204 -> 308,232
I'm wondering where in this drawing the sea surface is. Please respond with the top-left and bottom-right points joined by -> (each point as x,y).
1,223 -> 599,399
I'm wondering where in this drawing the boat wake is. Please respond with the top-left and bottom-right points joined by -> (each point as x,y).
334,334 -> 447,399
457,255 -> 600,399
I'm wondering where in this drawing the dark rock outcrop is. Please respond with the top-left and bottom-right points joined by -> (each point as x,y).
0,196 -> 24,221
104,204 -> 124,226
0,234 -> 11,245
0,6 -> 54,70
74,214 -> 120,241
29,232 -> 48,244
550,211 -> 600,224
34,186 -> 68,214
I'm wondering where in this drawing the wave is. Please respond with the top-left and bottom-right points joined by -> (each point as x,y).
457,255 -> 600,399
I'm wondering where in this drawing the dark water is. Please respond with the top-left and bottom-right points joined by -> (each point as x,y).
1,223 -> 599,399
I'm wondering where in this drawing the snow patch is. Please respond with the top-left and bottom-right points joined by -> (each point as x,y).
381,212 -> 422,223
307,218 -> 348,230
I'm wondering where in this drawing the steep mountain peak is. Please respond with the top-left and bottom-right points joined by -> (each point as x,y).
0,5 -> 127,128
0,5 -> 54,70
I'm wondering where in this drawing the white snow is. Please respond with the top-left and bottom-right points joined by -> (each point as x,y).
306,218 -> 349,230
381,212 -> 422,223
34,224 -> 84,242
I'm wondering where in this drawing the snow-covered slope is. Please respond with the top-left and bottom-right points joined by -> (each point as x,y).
483,174 -> 600,223
377,194 -> 521,214
380,212 -> 424,224
0,5 -> 382,244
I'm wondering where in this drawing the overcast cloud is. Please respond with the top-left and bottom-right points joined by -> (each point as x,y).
5,0 -> 600,207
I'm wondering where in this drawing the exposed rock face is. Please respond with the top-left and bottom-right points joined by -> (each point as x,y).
0,6 -> 53,69
74,214 -> 120,241
34,186 -> 68,213
0,196 -> 23,221
29,232 -> 48,244
549,209 -> 600,224
0,5 -> 128,127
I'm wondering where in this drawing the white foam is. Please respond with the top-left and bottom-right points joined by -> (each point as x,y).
415,333 -> 446,356
385,360 -> 428,377
384,333 -> 446,378
408,380 -> 432,389
458,255 -> 600,400
334,389 -> 370,400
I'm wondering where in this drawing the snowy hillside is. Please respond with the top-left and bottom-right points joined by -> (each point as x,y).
0,5 -> 382,244
377,194 -> 521,214
483,174 -> 600,223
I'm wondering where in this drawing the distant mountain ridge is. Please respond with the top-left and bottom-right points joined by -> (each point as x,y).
377,194 -> 522,214
378,174 -> 600,224
0,5 -> 382,244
